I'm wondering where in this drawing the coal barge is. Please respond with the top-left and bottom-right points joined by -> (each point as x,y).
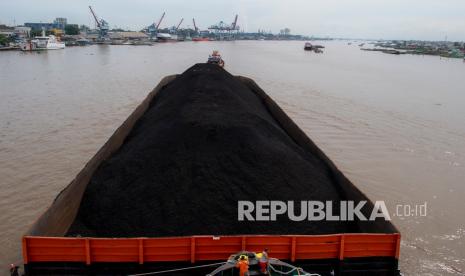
21,64 -> 400,275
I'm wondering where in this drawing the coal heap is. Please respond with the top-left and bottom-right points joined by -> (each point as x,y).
67,63 -> 355,237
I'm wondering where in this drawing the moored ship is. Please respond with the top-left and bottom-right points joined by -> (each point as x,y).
20,30 -> 65,51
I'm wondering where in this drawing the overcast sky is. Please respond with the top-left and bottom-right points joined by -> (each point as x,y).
1,0 -> 465,41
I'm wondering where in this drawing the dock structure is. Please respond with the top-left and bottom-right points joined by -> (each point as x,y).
208,15 -> 239,40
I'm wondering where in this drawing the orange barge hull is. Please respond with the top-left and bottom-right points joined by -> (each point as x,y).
23,234 -> 400,264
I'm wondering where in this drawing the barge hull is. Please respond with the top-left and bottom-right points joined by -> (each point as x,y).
23,234 -> 400,275
22,65 -> 400,275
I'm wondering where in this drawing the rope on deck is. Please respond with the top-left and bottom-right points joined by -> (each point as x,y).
268,263 -> 322,276
127,262 -> 226,275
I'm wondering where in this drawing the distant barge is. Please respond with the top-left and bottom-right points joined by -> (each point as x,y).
21,64 -> 400,275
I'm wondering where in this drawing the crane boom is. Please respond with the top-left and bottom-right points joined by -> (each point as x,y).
89,6 -> 101,28
192,18 -> 198,32
156,12 -> 165,30
176,18 -> 184,31
231,14 -> 238,30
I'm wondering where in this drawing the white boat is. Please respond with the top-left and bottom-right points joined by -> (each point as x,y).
156,33 -> 173,42
20,31 -> 65,51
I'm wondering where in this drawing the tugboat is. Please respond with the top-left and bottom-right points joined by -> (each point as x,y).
207,50 -> 225,67
304,42 -> 313,51
305,42 -> 324,53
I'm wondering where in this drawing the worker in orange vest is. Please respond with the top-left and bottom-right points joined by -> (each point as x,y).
236,255 -> 249,276
258,248 -> 269,274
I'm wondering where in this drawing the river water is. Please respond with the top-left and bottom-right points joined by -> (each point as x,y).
1,41 -> 464,275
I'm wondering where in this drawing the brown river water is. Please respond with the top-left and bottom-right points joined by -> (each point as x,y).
1,41 -> 464,275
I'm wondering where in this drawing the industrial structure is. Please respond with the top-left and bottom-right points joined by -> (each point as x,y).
173,18 -> 183,33
25,18 -> 67,31
192,18 -> 198,33
146,12 -> 165,39
88,6 -> 109,41
9,9 -> 317,46
208,15 -> 239,40
54,18 -> 67,30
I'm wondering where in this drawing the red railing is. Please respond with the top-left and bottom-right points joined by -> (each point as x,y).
23,233 -> 400,265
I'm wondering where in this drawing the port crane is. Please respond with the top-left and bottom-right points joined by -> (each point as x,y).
88,6 -> 109,40
192,18 -> 199,35
169,18 -> 184,35
209,15 -> 239,32
167,18 -> 184,36
192,18 -> 198,33
147,12 -> 165,38
175,18 -> 184,31
231,15 -> 238,31
208,15 -> 239,40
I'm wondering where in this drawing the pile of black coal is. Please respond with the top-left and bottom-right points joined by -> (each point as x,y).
67,63 -> 356,237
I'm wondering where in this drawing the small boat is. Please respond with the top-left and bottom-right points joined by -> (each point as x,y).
314,45 -> 325,52
64,41 -> 79,47
0,46 -> 19,51
207,50 -> 225,67
193,37 -> 210,42
76,38 -> 91,46
132,40 -> 154,46
20,30 -> 65,51
304,42 -> 313,51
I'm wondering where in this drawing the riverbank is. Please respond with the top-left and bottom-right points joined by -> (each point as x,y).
361,40 -> 465,59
